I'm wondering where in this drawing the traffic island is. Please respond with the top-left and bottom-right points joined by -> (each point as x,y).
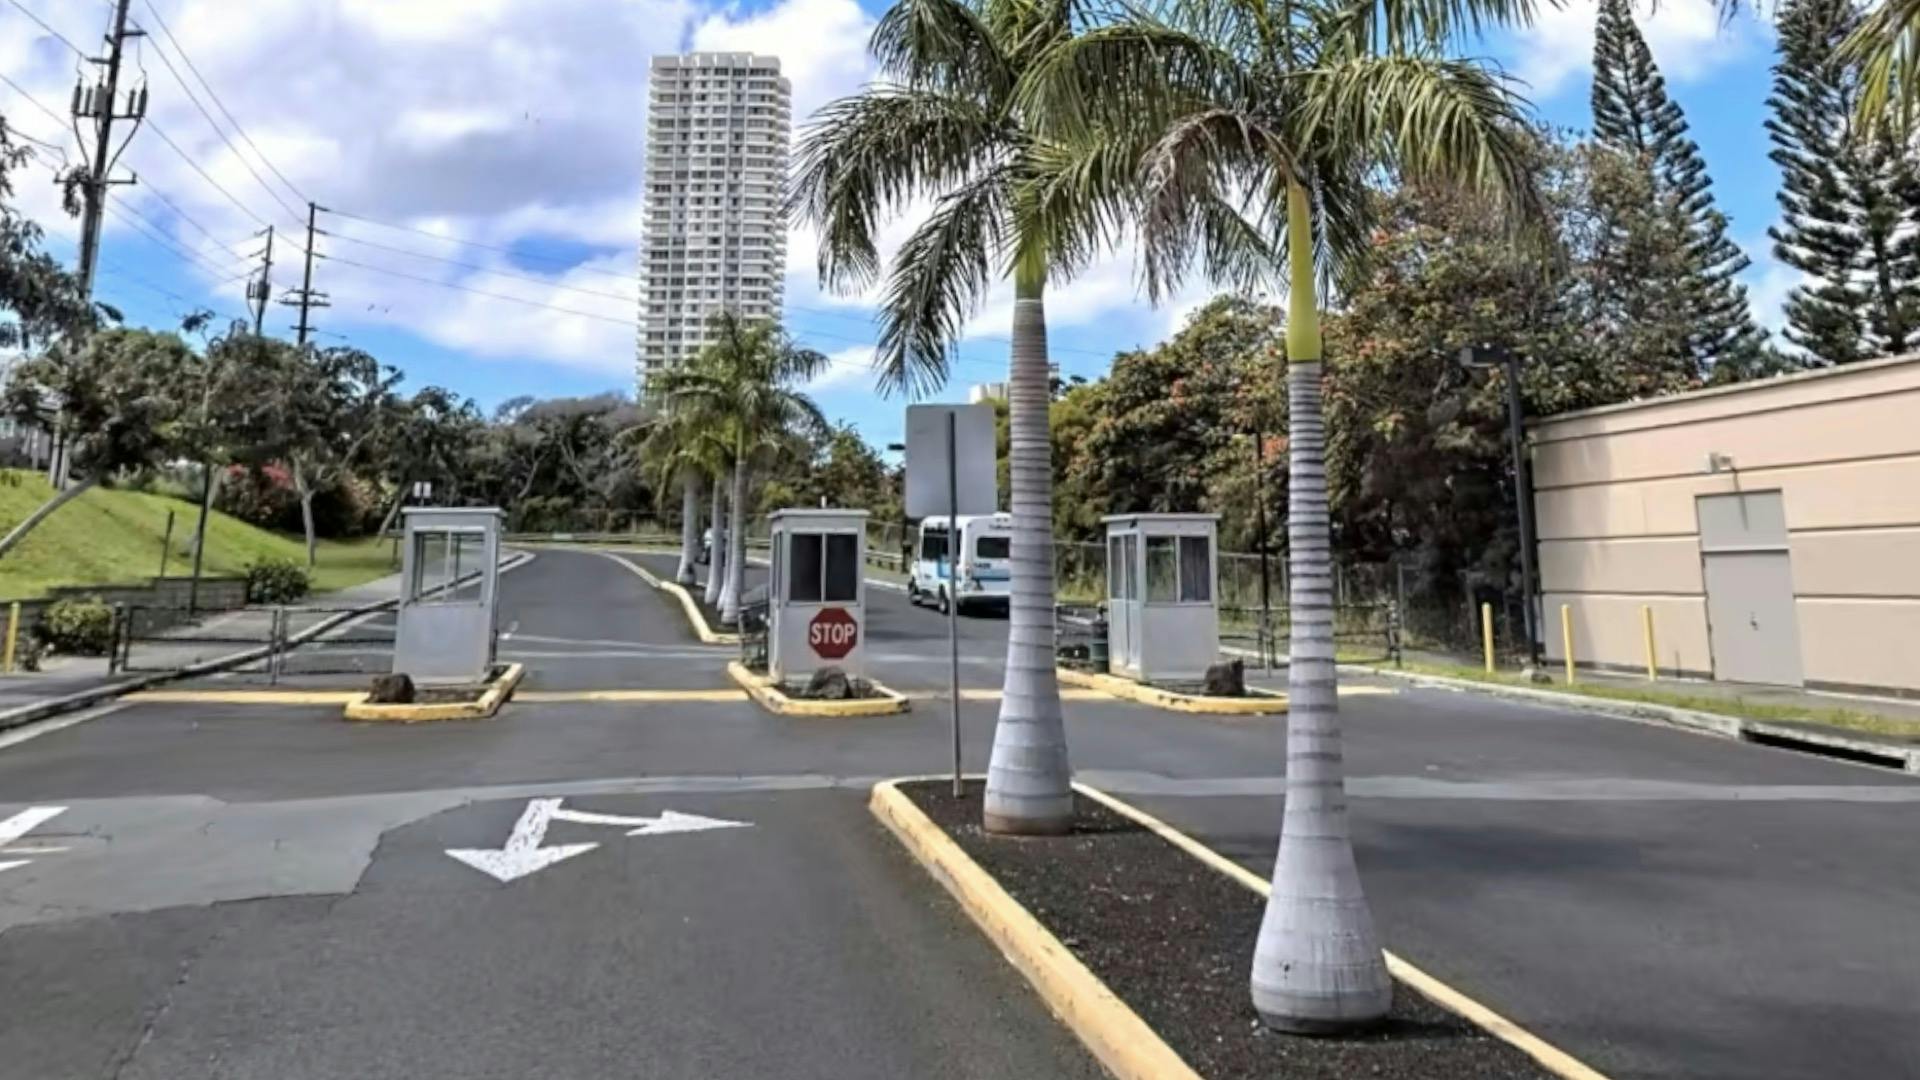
873,777 -> 1599,1080
343,663 -> 525,723
1056,666 -> 1289,716
726,660 -> 910,717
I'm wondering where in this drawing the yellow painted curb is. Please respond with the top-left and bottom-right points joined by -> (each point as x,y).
127,689 -> 364,705
513,688 -> 749,703
1056,666 -> 1290,715
869,779 -> 1202,1080
596,551 -> 741,645
343,663 -> 525,723
726,661 -> 910,717
899,688 -> 1109,702
1071,783 -> 1611,1080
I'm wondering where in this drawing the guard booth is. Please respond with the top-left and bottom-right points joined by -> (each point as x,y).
1103,513 -> 1220,682
767,509 -> 868,684
394,507 -> 505,683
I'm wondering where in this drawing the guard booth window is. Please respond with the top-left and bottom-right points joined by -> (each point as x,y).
410,530 -> 486,604
789,532 -> 860,603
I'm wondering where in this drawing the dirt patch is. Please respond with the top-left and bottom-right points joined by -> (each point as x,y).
902,781 -> 1554,1080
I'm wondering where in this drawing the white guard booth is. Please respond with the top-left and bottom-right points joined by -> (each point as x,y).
1103,513 -> 1220,683
394,507 -> 504,683
767,509 -> 869,684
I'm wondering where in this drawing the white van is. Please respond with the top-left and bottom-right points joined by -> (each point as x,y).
908,513 -> 1014,615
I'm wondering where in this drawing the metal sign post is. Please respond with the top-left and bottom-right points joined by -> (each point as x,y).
904,403 -> 998,798
946,411 -> 961,797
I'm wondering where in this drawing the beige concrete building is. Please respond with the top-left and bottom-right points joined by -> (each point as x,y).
1530,354 -> 1920,698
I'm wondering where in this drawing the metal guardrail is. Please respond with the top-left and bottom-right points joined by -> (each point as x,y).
111,604 -> 397,682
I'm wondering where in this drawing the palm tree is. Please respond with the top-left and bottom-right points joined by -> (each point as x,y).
639,408 -> 728,587
788,0 -> 1128,835
1022,0 -> 1541,1031
653,313 -> 829,626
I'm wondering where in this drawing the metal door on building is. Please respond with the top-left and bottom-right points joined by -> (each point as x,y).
1107,533 -> 1141,675
1697,491 -> 1805,687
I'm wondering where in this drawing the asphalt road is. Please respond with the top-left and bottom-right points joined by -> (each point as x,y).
2,545 -> 1917,1079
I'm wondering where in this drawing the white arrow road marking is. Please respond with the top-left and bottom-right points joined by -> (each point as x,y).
0,806 -> 67,876
446,799 -> 599,884
630,810 -> 753,837
445,799 -> 752,883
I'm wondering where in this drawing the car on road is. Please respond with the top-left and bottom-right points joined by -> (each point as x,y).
698,526 -> 719,565
907,513 -> 1013,615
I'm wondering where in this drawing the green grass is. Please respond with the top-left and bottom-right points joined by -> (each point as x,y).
1347,653 -> 1920,741
0,470 -> 395,600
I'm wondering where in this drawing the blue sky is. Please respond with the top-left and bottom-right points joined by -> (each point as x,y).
1,0 -> 1787,451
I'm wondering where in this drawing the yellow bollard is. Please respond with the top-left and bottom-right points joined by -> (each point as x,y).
1642,605 -> 1657,681
3,601 -> 18,674
1561,603 -> 1575,684
1481,602 -> 1495,674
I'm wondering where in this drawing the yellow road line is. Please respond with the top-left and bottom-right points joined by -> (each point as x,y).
127,690 -> 364,705
515,689 -> 748,703
1072,783 -> 1611,1080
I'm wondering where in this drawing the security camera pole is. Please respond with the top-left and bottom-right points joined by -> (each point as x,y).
1460,343 -> 1542,673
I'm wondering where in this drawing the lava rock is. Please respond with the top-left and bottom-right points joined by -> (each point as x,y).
1202,658 -> 1246,697
804,666 -> 852,700
368,672 -> 416,704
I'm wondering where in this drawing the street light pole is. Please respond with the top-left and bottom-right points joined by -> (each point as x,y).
1462,344 -> 1543,675
1252,428 -> 1272,671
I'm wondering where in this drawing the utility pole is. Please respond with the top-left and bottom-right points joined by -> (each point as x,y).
280,202 -> 329,345
246,226 -> 275,336
71,0 -> 147,300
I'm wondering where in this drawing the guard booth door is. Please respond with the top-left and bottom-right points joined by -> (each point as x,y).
1107,532 -> 1141,676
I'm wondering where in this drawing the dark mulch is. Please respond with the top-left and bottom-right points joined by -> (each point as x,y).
902,781 -> 1553,1080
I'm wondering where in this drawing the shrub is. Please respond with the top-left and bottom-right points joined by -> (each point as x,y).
246,558 -> 311,604
38,596 -> 115,656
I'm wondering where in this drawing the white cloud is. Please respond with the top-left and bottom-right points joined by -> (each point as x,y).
1743,250 -> 1801,335
1508,0 -> 1759,100
0,0 -> 1209,395
807,345 -> 881,391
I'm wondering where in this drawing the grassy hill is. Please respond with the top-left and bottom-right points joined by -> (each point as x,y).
0,470 -> 394,600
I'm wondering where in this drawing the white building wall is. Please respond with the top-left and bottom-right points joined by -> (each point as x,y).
637,53 -> 792,396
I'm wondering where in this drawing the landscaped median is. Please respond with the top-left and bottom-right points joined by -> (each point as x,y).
1055,666 -> 1289,716
871,776 -> 1606,1080
343,663 -> 525,723
725,660 -> 909,717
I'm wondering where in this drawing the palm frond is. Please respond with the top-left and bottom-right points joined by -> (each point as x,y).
875,167 -> 1015,399
1843,0 -> 1920,138
1298,55 -> 1541,230
871,0 -> 1015,100
787,87 -> 1009,296
1017,19 -> 1254,144
1136,108 -> 1297,300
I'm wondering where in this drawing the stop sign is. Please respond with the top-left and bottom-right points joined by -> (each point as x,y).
808,607 -> 859,660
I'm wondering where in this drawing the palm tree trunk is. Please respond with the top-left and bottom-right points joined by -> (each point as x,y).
0,474 -> 100,561
704,474 -> 727,607
676,472 -> 700,586
983,270 -> 1072,835
1250,181 -> 1391,1032
720,452 -> 747,625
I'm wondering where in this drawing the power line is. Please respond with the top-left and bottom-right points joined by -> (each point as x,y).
136,0 -> 306,207
320,208 -> 1114,360
320,229 -> 637,303
133,4 -> 301,223
321,253 -> 636,326
4,0 -> 85,55
104,195 -> 232,276
143,118 -> 271,228
131,173 -> 244,251
0,71 -> 70,130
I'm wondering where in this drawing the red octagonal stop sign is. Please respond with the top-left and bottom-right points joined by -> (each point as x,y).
808,606 -> 859,660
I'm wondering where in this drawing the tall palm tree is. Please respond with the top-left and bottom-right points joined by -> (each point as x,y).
637,409 -> 728,586
789,0 -> 1128,835
1023,0 -> 1541,1031
653,312 -> 829,626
